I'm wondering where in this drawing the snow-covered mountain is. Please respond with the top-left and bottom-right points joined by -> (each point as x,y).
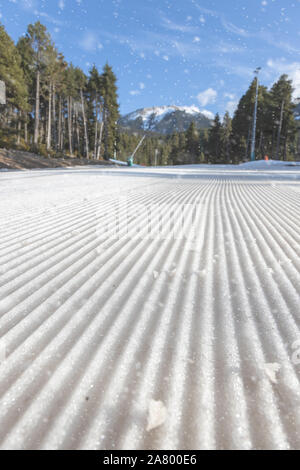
119,105 -> 213,135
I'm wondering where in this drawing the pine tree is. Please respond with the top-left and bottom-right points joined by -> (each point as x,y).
64,64 -> 77,156
221,112 -> 232,163
208,114 -> 222,163
185,122 -> 200,163
88,65 -> 104,159
169,132 -> 180,165
102,64 -> 119,160
231,79 -> 271,162
44,43 -> 60,150
25,22 -> 51,146
17,35 -> 35,144
269,75 -> 296,160
231,80 -> 256,162
74,67 -> 89,159
0,24 -> 28,111
0,23 -> 28,145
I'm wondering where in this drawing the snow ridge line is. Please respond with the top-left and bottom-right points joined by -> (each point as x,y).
0,172 -> 299,449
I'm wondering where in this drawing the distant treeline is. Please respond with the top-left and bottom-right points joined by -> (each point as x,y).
0,21 -> 299,164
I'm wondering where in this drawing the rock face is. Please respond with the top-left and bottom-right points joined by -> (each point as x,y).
118,105 -> 213,135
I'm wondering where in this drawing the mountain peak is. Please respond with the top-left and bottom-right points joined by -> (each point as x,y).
119,105 -> 213,135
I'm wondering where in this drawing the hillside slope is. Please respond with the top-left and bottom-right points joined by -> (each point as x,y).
0,149 -> 113,170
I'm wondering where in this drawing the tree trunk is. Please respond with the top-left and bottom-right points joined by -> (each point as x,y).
75,106 -> 80,155
97,121 -> 104,160
226,139 -> 230,163
271,127 -> 276,159
61,106 -> 65,152
97,104 -> 104,160
72,105 -> 75,154
276,100 -> 284,161
258,132 -> 263,159
17,118 -> 21,146
52,84 -> 57,150
94,119 -> 98,159
58,96 -> 62,151
94,99 -> 99,159
80,88 -> 89,159
24,117 -> 28,144
34,69 -> 40,145
47,82 -> 52,150
67,96 -> 73,155
283,136 -> 287,161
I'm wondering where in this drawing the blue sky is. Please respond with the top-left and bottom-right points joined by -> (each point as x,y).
1,0 -> 300,117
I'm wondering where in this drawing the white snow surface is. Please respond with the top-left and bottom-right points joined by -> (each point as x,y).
0,161 -> 300,450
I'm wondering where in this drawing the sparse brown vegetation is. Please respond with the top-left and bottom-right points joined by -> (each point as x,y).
0,148 -> 113,170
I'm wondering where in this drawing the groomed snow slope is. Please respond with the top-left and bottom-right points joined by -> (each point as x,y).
0,162 -> 300,450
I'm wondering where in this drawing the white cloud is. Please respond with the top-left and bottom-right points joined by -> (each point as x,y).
33,10 -> 64,26
226,100 -> 238,116
222,19 -> 249,38
222,92 -> 238,115
20,0 -> 38,10
197,88 -> 217,106
224,92 -> 236,100
58,0 -> 65,10
267,59 -> 300,99
161,16 -> 198,34
79,32 -> 103,52
130,90 -> 141,96
193,2 -> 297,54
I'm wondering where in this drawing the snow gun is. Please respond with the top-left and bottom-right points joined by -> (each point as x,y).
127,135 -> 146,166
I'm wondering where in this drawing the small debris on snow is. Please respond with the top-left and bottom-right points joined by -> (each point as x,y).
168,269 -> 177,278
146,400 -> 167,432
264,363 -> 281,384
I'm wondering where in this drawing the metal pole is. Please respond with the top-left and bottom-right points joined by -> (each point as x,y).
245,124 -> 251,161
250,68 -> 261,162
